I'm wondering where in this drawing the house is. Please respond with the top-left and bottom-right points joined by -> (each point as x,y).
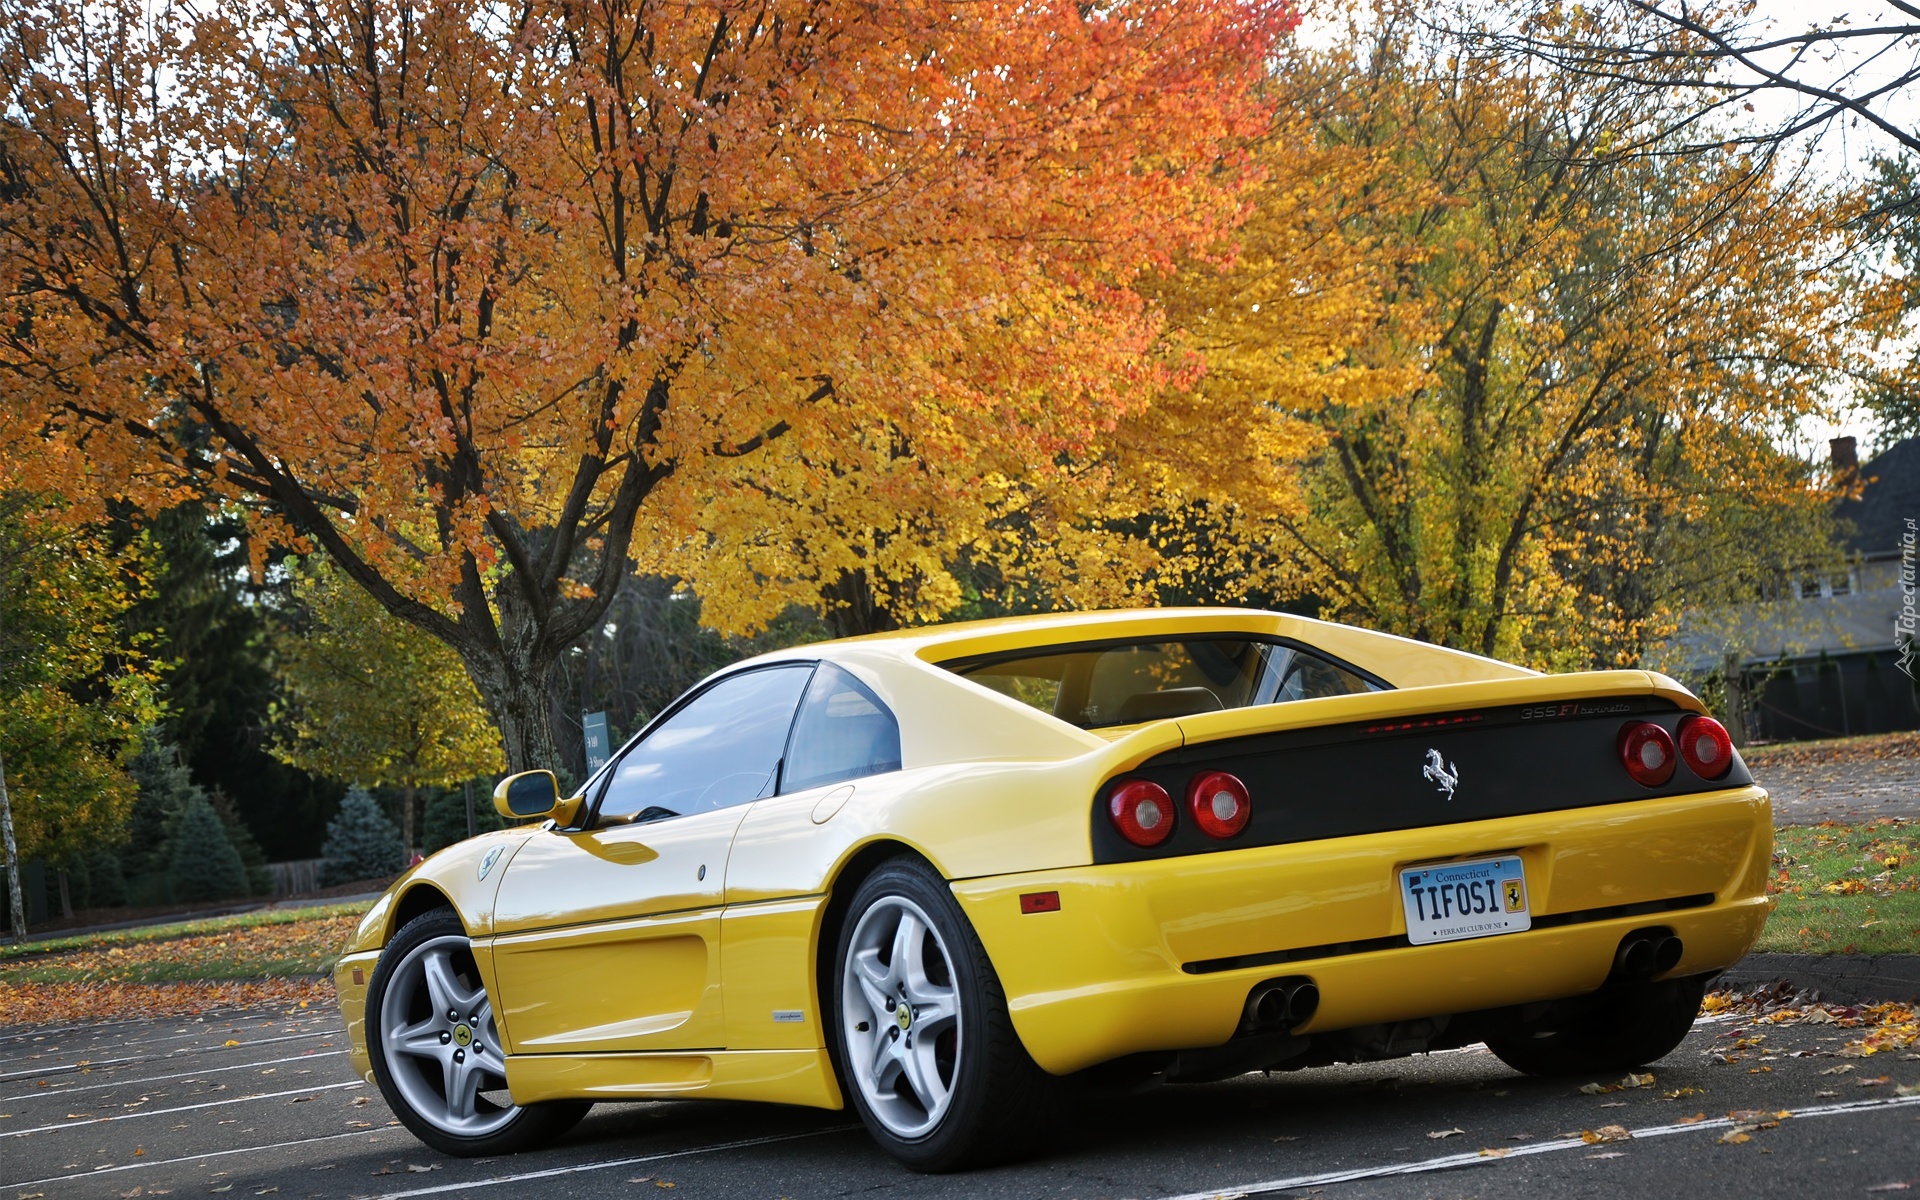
1737,436 -> 1918,741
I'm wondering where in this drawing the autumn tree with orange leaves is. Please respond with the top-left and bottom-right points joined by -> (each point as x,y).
0,0 -> 1290,770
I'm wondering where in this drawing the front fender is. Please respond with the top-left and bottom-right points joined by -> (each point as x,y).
341,828 -> 539,955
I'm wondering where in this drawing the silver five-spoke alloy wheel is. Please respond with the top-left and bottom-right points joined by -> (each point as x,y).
840,895 -> 963,1139
378,934 -> 517,1138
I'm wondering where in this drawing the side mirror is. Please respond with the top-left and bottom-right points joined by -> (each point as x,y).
493,771 -> 582,825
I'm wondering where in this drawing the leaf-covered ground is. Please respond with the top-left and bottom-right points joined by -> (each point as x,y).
0,903 -> 365,1026
1759,819 -> 1920,955
1703,984 -> 1919,1061
1743,732 -> 1920,769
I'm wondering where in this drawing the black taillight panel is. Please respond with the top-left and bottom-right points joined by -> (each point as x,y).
1089,698 -> 1750,864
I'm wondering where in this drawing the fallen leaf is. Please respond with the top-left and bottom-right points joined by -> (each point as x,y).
1675,1113 -> 1708,1125
1861,1076 -> 1893,1087
405,1165 -> 437,1174
1427,1127 -> 1465,1139
1720,1130 -> 1751,1145
1579,1082 -> 1608,1095
1600,1102 -> 1627,1108
1582,1125 -> 1631,1144
1865,1184 -> 1912,1193
654,1185 -> 676,1192
1896,1084 -> 1920,1097
350,1097 -> 369,1106
1478,1148 -> 1510,1158
221,1041 -> 239,1048
1662,1087 -> 1702,1099
627,1179 -> 652,1185
1586,1151 -> 1627,1160
1816,1090 -> 1839,1098
1748,1066 -> 1773,1074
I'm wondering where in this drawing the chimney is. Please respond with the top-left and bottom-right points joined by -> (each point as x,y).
1830,436 -> 1859,475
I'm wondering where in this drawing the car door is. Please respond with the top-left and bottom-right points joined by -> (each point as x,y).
723,662 -> 905,1047
489,663 -> 815,1055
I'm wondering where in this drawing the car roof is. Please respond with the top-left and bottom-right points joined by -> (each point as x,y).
723,608 -> 1534,767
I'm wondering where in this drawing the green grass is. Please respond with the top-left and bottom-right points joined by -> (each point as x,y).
0,900 -> 371,962
0,901 -> 373,985
1757,820 -> 1920,956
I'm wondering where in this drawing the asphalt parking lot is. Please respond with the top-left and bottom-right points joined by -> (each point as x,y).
4,1002 -> 1916,1200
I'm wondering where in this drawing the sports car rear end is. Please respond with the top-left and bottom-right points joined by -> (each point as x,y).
952,670 -> 1769,1077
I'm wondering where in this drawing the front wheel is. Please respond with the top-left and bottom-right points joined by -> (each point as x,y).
366,908 -> 589,1156
1485,974 -> 1708,1078
830,859 -> 1053,1171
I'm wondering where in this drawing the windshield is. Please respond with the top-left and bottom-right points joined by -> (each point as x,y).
943,637 -> 1384,729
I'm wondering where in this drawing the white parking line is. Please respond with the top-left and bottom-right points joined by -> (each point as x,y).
0,1025 -> 346,1085
0,1080 -> 363,1138
369,1127 -> 862,1199
0,1017 -> 341,1059
1155,1092 -> 1920,1200
0,1126 -> 400,1189
0,1049 -> 349,1103
0,1051 -> 161,1084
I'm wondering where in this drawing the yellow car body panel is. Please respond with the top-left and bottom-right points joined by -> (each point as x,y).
952,786 -> 1770,1074
338,606 -> 1773,1116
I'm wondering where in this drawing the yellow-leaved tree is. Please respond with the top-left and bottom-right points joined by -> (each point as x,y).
270,560 -> 505,860
1183,7 -> 1887,669
0,496 -> 161,936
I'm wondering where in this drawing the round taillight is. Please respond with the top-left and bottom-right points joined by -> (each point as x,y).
1677,714 -> 1734,781
1186,770 -> 1251,840
1108,780 -> 1176,848
1617,721 -> 1677,787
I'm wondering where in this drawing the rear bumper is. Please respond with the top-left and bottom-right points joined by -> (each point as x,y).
954,786 -> 1771,1074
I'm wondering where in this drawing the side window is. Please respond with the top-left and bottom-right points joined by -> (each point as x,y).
1269,648 -> 1378,704
781,663 -> 903,793
595,665 -> 813,825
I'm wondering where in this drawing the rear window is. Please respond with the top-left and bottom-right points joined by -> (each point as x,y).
943,637 -> 1384,729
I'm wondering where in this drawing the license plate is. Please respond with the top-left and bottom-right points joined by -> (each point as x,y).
1399,856 -> 1530,946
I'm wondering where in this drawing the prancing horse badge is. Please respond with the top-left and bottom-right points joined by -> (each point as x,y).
1422,748 -> 1460,800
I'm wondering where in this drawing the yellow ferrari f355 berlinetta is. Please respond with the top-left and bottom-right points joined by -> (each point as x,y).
333,608 -> 1770,1170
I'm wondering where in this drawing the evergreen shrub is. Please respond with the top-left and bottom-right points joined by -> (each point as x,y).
321,785 -> 405,885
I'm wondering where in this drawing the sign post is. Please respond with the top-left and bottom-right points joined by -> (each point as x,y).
582,711 -> 612,777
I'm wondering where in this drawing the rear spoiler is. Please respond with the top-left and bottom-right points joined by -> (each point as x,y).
1097,670 -> 1702,775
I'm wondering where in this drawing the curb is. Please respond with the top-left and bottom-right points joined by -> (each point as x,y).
1718,952 -> 1920,1005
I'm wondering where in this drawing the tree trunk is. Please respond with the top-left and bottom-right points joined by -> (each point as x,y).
0,750 -> 25,942
402,785 -> 418,862
1722,651 -> 1749,748
56,868 -> 72,920
824,569 -> 900,639
462,642 -> 565,776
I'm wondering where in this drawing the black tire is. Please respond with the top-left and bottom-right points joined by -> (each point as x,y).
1485,974 -> 1708,1078
828,858 -> 1055,1171
366,908 -> 590,1156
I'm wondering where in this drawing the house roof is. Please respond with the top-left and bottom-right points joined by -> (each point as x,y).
1838,436 -> 1920,558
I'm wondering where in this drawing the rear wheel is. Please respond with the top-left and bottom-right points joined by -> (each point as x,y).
367,908 -> 590,1156
1485,974 -> 1707,1078
830,859 -> 1053,1171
